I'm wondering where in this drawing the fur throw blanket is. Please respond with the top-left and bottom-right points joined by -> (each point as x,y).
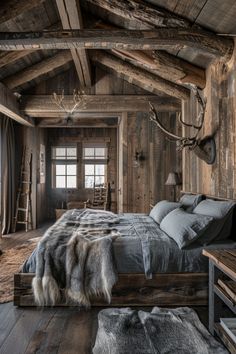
93,307 -> 228,354
32,209 -> 120,306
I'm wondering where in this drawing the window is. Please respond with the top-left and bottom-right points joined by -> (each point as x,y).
83,144 -> 107,188
52,146 -> 77,188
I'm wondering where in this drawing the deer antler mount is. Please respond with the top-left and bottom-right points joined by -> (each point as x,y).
149,87 -> 216,164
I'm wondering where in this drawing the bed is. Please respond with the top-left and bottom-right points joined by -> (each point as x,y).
14,193 -> 236,307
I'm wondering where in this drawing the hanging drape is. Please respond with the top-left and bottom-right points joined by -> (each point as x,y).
1,116 -> 15,235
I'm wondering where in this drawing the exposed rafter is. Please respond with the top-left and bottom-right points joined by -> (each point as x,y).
95,22 -> 206,89
0,29 -> 232,59
37,117 -> 118,128
112,49 -> 205,89
91,51 -> 190,100
0,83 -> 34,127
56,0 -> 91,87
83,0 -> 195,30
3,51 -> 72,89
0,0 -> 45,25
0,50 -> 38,69
21,95 -> 181,117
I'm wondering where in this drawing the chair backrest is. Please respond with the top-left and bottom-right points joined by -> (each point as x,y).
92,183 -> 109,209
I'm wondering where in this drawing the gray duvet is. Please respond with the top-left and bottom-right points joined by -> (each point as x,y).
23,211 -> 236,277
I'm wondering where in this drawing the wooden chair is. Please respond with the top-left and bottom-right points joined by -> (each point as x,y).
84,183 -> 110,210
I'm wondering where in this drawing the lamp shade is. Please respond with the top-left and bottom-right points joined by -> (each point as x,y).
165,172 -> 181,186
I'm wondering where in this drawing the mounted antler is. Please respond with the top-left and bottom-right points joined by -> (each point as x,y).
149,86 -> 216,164
51,89 -> 85,123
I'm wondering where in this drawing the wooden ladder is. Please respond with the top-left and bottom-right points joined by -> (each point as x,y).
13,147 -> 33,232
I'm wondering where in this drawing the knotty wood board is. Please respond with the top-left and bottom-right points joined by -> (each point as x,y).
182,39 -> 236,200
14,272 -> 208,307
203,249 -> 236,281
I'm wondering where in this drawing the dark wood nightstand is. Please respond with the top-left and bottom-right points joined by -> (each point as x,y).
203,249 -> 236,353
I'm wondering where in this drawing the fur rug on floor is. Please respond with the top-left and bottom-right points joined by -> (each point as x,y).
93,307 -> 228,354
0,237 -> 40,303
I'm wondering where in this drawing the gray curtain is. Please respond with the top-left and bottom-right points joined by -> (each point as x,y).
1,116 -> 15,235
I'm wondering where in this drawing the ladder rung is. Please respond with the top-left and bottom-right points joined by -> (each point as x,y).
22,181 -> 31,184
17,221 -> 28,224
18,208 -> 27,211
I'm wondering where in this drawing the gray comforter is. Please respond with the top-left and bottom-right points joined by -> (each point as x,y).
23,210 -> 236,277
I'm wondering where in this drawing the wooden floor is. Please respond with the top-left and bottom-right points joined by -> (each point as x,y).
0,224 -> 209,354
0,303 -> 99,354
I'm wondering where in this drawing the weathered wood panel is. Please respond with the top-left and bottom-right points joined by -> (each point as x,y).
22,95 -> 180,117
0,29 -> 233,59
21,65 -> 182,216
14,272 -> 208,307
183,39 -> 236,199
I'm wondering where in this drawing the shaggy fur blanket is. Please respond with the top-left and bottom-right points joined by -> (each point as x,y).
93,307 -> 228,354
32,209 -> 120,306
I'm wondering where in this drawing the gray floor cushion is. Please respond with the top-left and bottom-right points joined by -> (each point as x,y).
93,307 -> 228,354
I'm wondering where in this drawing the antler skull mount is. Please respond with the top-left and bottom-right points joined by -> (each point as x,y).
149,86 -> 216,165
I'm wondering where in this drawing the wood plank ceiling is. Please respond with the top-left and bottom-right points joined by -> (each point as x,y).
0,0 -> 235,125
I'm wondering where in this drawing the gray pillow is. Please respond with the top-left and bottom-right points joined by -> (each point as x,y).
180,194 -> 204,212
160,208 -> 213,249
193,199 -> 235,244
149,200 -> 181,224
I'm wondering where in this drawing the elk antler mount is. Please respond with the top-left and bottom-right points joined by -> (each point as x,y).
149,86 -> 216,164
51,89 -> 85,124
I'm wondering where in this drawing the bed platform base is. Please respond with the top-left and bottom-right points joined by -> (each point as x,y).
14,272 -> 208,307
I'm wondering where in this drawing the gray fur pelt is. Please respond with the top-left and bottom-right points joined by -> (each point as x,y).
32,209 -> 120,306
93,307 -> 228,354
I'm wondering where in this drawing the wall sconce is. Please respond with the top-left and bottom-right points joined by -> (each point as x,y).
133,151 -> 145,168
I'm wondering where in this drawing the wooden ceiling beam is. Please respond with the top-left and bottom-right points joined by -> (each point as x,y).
91,51 -> 190,100
0,29 -> 232,59
3,51 -> 72,89
21,95 -> 181,117
37,117 -> 118,128
112,49 -> 205,89
56,0 -> 91,87
0,50 -> 37,69
95,22 -> 206,89
83,0 -> 194,30
0,23 -> 61,69
0,83 -> 34,126
0,0 -> 45,25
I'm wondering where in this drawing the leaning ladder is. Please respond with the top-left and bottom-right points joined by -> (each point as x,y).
13,147 -> 33,232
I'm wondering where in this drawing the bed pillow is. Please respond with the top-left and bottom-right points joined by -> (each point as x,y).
160,208 -> 213,249
193,199 -> 236,244
179,194 -> 204,212
149,200 -> 181,224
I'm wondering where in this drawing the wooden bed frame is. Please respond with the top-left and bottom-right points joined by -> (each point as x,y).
14,192 -> 236,307
14,272 -> 208,307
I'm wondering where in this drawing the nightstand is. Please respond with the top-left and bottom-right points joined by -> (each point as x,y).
203,249 -> 236,353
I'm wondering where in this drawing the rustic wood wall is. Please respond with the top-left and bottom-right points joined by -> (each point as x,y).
17,65 -> 182,220
118,111 -> 181,213
183,40 -> 236,199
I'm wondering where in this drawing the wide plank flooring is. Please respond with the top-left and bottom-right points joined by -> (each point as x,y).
0,224 -> 209,354
0,305 -> 99,354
